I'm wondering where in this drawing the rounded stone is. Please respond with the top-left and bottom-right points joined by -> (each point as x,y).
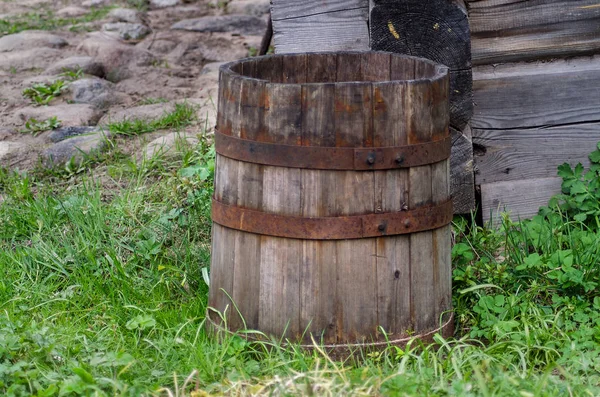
44,56 -> 105,78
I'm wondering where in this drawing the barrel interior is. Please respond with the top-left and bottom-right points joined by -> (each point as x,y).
210,52 -> 452,351
228,52 -> 444,84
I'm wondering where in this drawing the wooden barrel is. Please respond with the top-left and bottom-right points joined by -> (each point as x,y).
209,51 -> 453,353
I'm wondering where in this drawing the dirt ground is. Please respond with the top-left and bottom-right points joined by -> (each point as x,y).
0,0 -> 268,170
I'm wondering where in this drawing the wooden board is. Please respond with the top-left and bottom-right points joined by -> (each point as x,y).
371,78 -> 411,337
480,177 -> 563,225
271,0 -> 366,20
474,122 -> 600,185
450,125 -> 475,213
468,0 -> 600,65
472,56 -> 600,130
271,1 -> 369,53
473,56 -> 600,217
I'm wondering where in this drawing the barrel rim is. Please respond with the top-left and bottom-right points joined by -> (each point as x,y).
219,50 -> 450,86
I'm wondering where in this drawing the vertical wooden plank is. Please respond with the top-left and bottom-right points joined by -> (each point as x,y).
390,56 -> 415,81
231,228 -> 261,330
259,166 -> 303,340
362,52 -> 391,82
302,84 -> 336,146
306,53 -> 337,83
300,171 -> 338,344
229,78 -> 266,332
336,53 -> 362,82
300,68 -> 338,343
225,75 -> 243,137
240,79 -> 266,141
432,159 -> 452,324
407,72 -> 436,332
431,71 -> 452,327
431,68 -> 450,142
266,83 -> 303,145
216,69 -> 228,132
210,155 -> 239,325
256,56 -> 284,83
372,80 -> 412,337
334,82 -> 373,147
333,71 -> 377,342
258,82 -> 304,340
208,224 -> 237,325
241,58 -> 257,78
334,170 -> 377,342
282,54 -> 307,83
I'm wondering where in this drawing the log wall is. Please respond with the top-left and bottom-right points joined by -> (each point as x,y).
468,0 -> 600,223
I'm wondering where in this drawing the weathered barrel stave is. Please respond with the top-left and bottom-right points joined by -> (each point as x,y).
210,52 -> 452,347
211,160 -> 451,343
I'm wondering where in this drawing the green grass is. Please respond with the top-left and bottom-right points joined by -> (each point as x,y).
59,68 -> 84,82
0,7 -> 113,36
138,97 -> 170,106
2,138 -> 600,395
22,80 -> 68,106
106,103 -> 198,136
20,116 -> 61,136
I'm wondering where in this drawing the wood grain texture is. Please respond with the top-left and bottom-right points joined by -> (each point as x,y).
480,177 -> 563,225
408,76 -> 435,332
332,58 -> 378,340
271,0 -> 366,20
474,122 -> 600,185
372,80 -> 411,336
300,171 -> 338,344
209,154 -> 239,326
431,160 -> 451,326
450,125 -> 475,213
259,167 -> 303,339
472,56 -> 600,130
473,56 -> 600,217
230,80 -> 264,331
334,170 -> 377,341
299,68 -> 338,343
468,0 -> 600,65
272,5 -> 369,53
370,0 -> 473,130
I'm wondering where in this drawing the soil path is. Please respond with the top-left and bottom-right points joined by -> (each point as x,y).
0,0 -> 269,170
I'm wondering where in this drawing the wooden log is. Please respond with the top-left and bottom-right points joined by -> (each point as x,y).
468,0 -> 600,65
472,56 -> 600,130
370,0 -> 473,130
271,0 -> 369,53
473,56 -> 600,219
474,123 -> 600,185
209,53 -> 453,352
450,125 -> 475,214
480,177 -> 563,225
